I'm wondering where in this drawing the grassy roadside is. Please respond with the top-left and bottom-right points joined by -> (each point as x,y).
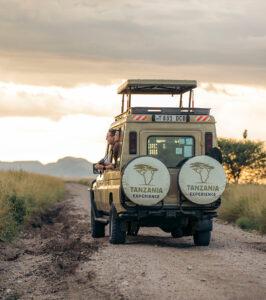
0,170 -> 65,241
64,177 -> 95,187
77,177 -> 95,186
219,184 -> 266,234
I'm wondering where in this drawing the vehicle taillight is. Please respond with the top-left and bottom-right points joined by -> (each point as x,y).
129,131 -> 137,154
205,132 -> 213,154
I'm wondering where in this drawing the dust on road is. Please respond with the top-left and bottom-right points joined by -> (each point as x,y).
1,183 -> 266,300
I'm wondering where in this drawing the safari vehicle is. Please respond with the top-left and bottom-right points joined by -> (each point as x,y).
90,80 -> 226,246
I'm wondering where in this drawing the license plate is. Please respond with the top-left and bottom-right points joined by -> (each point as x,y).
154,115 -> 187,122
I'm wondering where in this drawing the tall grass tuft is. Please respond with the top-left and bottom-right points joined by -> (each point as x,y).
0,170 -> 65,241
219,184 -> 266,234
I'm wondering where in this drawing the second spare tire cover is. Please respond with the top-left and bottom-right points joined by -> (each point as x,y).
122,156 -> 170,206
178,155 -> 226,205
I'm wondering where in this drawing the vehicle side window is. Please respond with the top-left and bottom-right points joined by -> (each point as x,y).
147,136 -> 195,168
111,128 -> 123,168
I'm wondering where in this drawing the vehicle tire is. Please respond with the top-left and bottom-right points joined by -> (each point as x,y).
193,231 -> 211,246
109,204 -> 126,244
127,222 -> 140,236
171,228 -> 183,238
91,206 -> 105,238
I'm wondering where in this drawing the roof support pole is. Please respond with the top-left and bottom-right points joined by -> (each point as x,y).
127,93 -> 131,109
189,90 -> 192,111
121,94 -> 125,113
179,93 -> 183,108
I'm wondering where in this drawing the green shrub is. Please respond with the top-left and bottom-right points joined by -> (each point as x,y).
0,213 -> 18,242
7,195 -> 27,224
236,217 -> 259,231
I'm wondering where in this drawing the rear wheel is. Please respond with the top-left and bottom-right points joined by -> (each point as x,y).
193,231 -> 211,246
109,204 -> 126,244
127,222 -> 140,236
91,206 -> 105,238
171,228 -> 183,238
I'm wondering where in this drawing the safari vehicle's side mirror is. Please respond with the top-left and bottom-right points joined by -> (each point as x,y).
93,163 -> 101,174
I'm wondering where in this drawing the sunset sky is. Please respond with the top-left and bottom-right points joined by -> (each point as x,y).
0,0 -> 265,163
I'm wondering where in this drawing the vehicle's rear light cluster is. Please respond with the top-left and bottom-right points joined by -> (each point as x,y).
205,132 -> 213,154
129,131 -> 137,154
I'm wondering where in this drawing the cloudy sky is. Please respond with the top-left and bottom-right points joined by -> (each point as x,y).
0,0 -> 265,163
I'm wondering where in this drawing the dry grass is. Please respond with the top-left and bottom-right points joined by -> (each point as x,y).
0,170 -> 65,241
219,184 -> 266,234
65,177 -> 95,187
77,177 -> 95,186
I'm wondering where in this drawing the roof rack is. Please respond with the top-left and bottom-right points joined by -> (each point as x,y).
114,107 -> 210,122
118,79 -> 197,95
117,79 -> 197,113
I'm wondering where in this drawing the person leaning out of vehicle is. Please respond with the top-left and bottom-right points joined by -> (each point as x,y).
95,129 -> 120,172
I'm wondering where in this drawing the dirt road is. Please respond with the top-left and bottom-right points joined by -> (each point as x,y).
1,183 -> 266,299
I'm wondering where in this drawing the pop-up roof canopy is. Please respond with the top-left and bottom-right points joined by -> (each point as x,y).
117,79 -> 197,95
117,79 -> 199,114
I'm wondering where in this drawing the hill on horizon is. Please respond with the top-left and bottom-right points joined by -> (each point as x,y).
0,156 -> 94,178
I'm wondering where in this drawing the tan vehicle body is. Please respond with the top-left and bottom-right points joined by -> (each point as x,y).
91,80 -> 223,245
93,113 -> 217,214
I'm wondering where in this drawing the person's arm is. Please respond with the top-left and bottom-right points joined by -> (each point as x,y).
95,162 -> 114,171
104,163 -> 114,170
95,156 -> 107,170
95,163 -> 104,170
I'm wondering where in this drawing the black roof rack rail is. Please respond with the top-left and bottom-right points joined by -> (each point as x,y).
130,107 -> 210,115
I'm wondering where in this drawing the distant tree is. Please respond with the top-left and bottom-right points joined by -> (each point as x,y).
243,129 -> 248,139
218,138 -> 266,183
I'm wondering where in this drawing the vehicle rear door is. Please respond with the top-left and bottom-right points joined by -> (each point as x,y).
140,130 -> 201,206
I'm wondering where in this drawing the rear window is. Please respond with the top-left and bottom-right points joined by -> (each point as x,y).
147,136 -> 194,168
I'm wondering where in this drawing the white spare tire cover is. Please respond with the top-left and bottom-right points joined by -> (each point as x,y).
122,156 -> 170,206
178,155 -> 226,205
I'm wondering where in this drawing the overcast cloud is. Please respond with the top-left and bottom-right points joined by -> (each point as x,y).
0,0 -> 266,86
0,82 -> 119,119
0,0 -> 265,163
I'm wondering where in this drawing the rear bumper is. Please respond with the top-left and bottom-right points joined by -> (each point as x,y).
119,194 -> 220,220
118,206 -> 217,221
